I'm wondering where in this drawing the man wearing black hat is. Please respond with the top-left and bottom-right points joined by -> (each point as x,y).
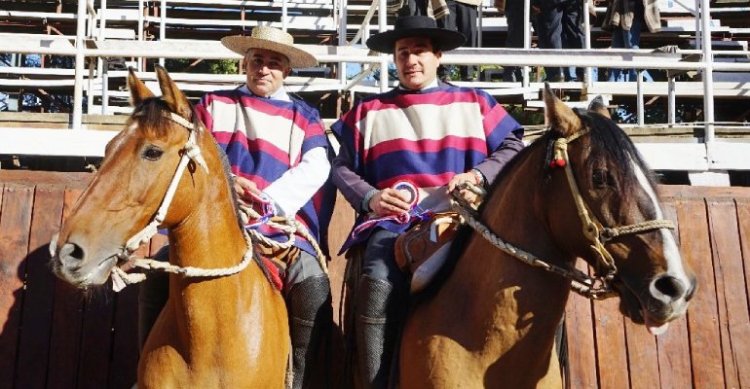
330,15 -> 524,388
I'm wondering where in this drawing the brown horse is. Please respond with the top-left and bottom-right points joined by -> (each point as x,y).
50,67 -> 289,388
400,86 -> 697,388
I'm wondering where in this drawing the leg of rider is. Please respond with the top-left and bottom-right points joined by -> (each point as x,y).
503,0 -> 524,82
356,229 -> 409,389
285,250 -> 332,389
537,1 -> 564,81
137,245 -> 170,349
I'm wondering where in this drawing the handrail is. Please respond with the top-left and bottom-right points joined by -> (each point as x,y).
1,0 -> 750,172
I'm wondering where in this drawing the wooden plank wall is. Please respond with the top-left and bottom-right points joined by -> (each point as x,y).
565,185 -> 750,389
1,170 -> 749,388
0,171 -> 145,389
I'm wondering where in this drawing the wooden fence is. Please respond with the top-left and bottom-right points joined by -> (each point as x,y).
1,170 -> 748,388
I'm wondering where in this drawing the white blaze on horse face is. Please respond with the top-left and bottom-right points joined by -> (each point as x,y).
632,159 -> 688,282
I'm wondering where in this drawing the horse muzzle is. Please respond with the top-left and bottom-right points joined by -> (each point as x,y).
50,233 -> 120,288
615,271 -> 696,335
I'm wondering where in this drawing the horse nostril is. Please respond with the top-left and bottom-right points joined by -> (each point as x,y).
650,275 -> 686,302
59,242 -> 85,265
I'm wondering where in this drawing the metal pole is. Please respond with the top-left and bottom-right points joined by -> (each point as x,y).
583,0 -> 592,88
522,0 -> 530,86
73,0 -> 87,129
668,72 -> 676,125
98,0 -> 107,114
102,59 -> 109,114
637,69 -> 644,126
282,0 -> 288,31
88,55 -> 95,114
694,0 -> 701,50
338,0 -> 348,88
700,0 -> 715,171
379,0 -> 388,92
138,0 -> 143,71
160,0 -> 166,67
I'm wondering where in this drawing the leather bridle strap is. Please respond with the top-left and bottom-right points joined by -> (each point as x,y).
552,130 -> 675,279
122,112 -> 208,255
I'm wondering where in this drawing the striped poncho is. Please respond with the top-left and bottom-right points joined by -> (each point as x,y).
332,83 -> 523,250
196,87 -> 334,256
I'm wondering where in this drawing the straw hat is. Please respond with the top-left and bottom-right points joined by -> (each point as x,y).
221,26 -> 318,68
366,15 -> 465,54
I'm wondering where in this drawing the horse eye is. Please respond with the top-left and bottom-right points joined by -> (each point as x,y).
592,169 -> 608,188
143,146 -> 164,161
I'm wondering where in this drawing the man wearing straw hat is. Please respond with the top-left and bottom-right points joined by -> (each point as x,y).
139,26 -> 334,389
330,15 -> 524,388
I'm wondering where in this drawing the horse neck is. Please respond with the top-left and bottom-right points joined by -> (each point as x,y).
452,145 -> 574,354
163,145 -> 264,341
168,164 -> 247,271
480,146 -> 573,271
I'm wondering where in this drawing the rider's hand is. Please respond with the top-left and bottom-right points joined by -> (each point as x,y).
369,188 -> 412,217
447,171 -> 483,205
233,175 -> 261,204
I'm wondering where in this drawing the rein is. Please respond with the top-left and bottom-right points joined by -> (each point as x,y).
110,111 -> 253,292
451,128 -> 675,300
239,200 -> 329,273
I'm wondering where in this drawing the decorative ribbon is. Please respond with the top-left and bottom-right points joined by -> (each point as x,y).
241,189 -> 277,229
350,180 -> 432,241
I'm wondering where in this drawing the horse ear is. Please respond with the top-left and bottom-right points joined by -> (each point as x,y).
127,67 -> 154,107
588,96 -> 611,119
543,83 -> 581,137
155,65 -> 192,119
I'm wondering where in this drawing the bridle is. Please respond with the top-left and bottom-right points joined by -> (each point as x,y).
452,127 -> 675,299
108,109 -> 255,292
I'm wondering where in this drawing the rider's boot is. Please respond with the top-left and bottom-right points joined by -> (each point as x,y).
355,274 -> 403,389
288,274 -> 333,389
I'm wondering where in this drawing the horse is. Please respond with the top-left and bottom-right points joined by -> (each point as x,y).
399,86 -> 697,388
49,67 -> 290,388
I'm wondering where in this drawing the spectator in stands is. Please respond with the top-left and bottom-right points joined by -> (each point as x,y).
439,0 -> 482,80
401,0 -> 481,81
497,0 -> 525,82
603,0 -> 661,81
330,15 -> 524,388
139,26 -> 335,389
536,0 -> 585,81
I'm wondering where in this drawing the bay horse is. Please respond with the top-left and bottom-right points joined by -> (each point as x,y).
50,67 -> 289,388
400,86 -> 697,388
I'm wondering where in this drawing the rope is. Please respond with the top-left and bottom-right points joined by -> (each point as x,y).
450,192 -> 617,300
110,230 -> 256,292
601,219 -> 676,242
448,126 -> 677,300
240,202 -> 328,274
110,110 -> 255,292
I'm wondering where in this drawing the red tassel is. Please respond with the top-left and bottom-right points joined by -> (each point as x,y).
555,158 -> 567,168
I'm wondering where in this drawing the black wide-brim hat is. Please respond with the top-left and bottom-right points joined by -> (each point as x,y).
366,15 -> 466,54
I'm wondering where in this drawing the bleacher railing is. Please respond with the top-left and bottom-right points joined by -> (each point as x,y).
0,0 -> 749,174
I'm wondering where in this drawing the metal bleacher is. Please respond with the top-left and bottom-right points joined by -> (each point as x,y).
1,0 -> 749,181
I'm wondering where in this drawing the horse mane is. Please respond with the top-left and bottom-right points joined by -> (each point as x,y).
413,110 -> 655,304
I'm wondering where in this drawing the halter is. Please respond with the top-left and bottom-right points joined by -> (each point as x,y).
452,127 -> 675,299
110,110 -> 253,292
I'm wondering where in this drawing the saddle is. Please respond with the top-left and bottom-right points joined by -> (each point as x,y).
394,212 -> 462,293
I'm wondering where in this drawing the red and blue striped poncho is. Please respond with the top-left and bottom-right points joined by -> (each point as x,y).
196,88 -> 335,257
332,83 -> 523,251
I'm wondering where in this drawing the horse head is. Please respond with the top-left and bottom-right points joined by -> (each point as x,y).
50,66 -> 217,288
541,85 -> 696,334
